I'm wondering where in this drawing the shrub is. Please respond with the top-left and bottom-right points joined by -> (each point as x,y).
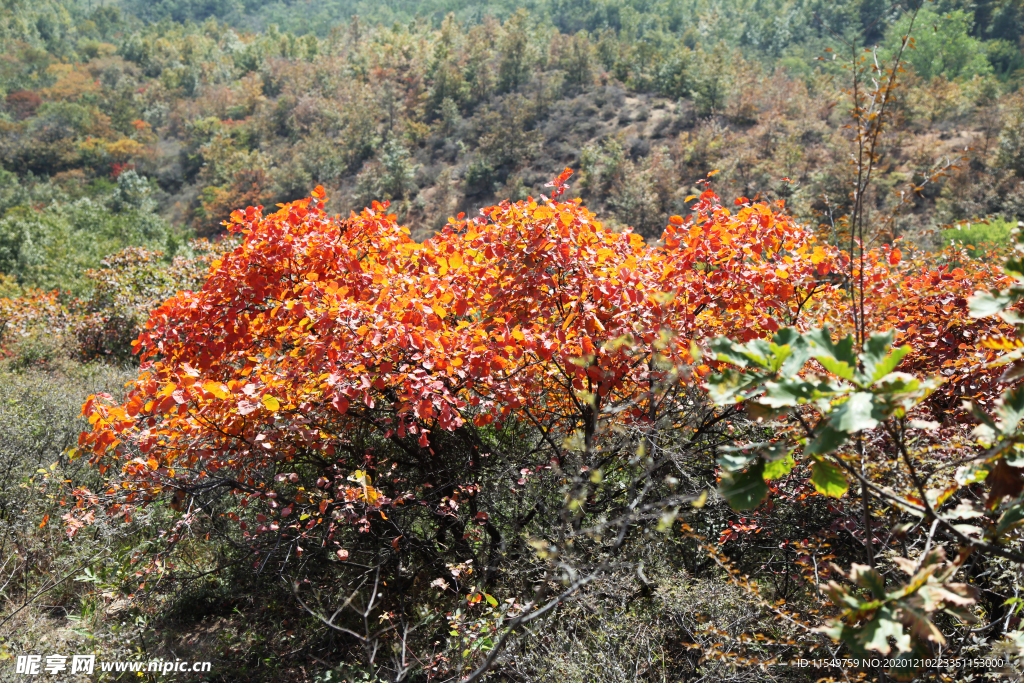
942,216 -> 1017,249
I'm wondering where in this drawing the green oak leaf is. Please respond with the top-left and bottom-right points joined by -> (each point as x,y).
806,327 -> 857,379
857,606 -> 911,655
762,453 -> 795,480
969,290 -> 1015,318
810,460 -> 849,497
829,391 -> 885,433
804,424 -> 849,456
719,460 -> 769,510
709,337 -> 772,369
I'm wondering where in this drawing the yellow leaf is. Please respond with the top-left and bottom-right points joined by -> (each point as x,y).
774,269 -> 789,279
561,309 -> 578,330
511,328 -> 525,341
448,252 -> 464,269
263,395 -> 281,411
983,336 -> 1024,350
204,381 -> 230,399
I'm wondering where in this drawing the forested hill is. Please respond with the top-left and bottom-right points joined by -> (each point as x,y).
2,0 -> 1023,295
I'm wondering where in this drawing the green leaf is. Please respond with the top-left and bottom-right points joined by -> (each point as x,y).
806,327 -> 857,379
768,327 -> 811,375
719,461 -> 769,510
870,347 -> 912,383
705,369 -> 765,405
830,392 -> 884,433
813,355 -> 856,381
762,452 -> 795,480
810,460 -> 849,498
484,593 -> 498,607
849,563 -> 888,599
759,378 -> 819,408
709,337 -> 772,369
804,424 -> 849,456
969,290 -> 1015,318
766,342 -> 791,372
860,328 -> 894,366
856,606 -> 911,655
861,329 -> 912,383
872,372 -> 924,395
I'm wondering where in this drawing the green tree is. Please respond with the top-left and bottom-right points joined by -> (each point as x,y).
885,6 -> 992,81
498,9 -> 531,93
354,137 -> 418,206
561,30 -> 594,90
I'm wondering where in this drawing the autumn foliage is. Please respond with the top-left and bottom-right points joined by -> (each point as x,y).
73,172 -> 844,530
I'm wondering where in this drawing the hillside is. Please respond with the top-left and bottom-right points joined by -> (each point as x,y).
0,2 -> 1021,289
